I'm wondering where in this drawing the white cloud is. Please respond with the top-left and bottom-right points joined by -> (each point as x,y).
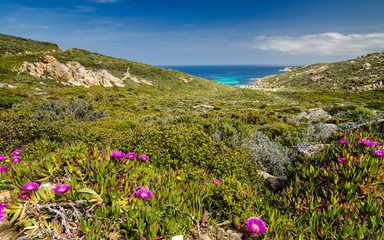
254,32 -> 384,55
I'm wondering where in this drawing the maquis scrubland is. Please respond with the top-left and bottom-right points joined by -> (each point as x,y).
0,33 -> 384,239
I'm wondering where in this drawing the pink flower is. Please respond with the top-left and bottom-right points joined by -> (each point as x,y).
246,217 -> 267,235
361,139 -> 373,146
126,152 -> 137,159
337,158 -> 345,163
19,192 -> 30,199
0,155 -> 7,161
11,156 -> 21,163
12,150 -> 22,156
372,141 -> 382,146
22,182 -> 39,192
111,151 -> 126,159
52,184 -> 71,195
0,209 -> 5,222
0,202 -> 8,207
355,137 -> 361,140
139,155 -> 149,161
136,188 -> 152,199
214,179 -> 222,185
339,140 -> 349,144
375,150 -> 384,157
0,165 -> 9,172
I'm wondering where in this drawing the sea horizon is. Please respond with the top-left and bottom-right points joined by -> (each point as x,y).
160,64 -> 296,86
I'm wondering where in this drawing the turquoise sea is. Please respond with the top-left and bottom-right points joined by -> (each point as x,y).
160,65 -> 288,86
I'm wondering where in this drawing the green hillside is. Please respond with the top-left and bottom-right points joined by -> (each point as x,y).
1,33 -> 384,239
264,52 -> 384,91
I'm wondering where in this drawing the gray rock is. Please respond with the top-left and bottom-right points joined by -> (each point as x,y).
363,63 -> 372,70
319,123 -> 339,139
297,144 -> 332,158
296,108 -> 332,121
377,120 -> 384,137
257,170 -> 287,191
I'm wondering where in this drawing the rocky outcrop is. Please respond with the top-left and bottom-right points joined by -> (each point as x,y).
121,67 -> 152,85
296,108 -> 333,121
350,80 -> 384,92
20,55 -> 152,87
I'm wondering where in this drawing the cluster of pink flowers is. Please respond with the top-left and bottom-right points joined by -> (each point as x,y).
0,150 -> 23,173
19,182 -> 71,199
111,151 -> 149,161
0,202 -> 8,222
361,139 -> 382,147
358,139 -> 384,157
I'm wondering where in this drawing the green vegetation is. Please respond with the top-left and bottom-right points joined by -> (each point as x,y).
0,33 -> 59,55
1,33 -> 384,239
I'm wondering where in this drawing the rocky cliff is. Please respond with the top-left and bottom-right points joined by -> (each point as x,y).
19,55 -> 153,88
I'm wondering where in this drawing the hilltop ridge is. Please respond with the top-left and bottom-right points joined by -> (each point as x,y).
262,52 -> 384,91
0,33 -> 229,91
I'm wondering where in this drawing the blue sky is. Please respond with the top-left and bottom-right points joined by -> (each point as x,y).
1,0 -> 384,65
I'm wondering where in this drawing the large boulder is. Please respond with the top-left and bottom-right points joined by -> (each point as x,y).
257,170 -> 287,191
296,108 -> 333,121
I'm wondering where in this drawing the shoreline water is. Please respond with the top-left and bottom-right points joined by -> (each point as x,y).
160,65 -> 291,87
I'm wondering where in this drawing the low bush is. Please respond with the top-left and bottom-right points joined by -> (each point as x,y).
247,131 -> 292,176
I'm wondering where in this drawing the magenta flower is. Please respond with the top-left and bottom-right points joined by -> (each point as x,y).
339,140 -> 349,144
111,151 -> 126,159
0,165 -> 9,172
126,152 -> 137,159
12,150 -> 22,156
214,179 -> 222,185
136,188 -> 153,199
11,156 -> 21,163
139,155 -> 149,161
337,158 -> 345,163
361,139 -> 373,146
355,137 -> 361,140
22,182 -> 39,192
52,184 -> 71,195
0,202 -> 8,207
372,141 -> 382,146
246,217 -> 267,235
0,210 -> 5,222
375,150 -> 384,157
0,155 -> 7,161
19,192 -> 30,199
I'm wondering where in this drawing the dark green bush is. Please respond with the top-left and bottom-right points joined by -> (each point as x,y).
111,123 -> 258,184
0,95 -> 23,109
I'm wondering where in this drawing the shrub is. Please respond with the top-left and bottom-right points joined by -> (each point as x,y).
247,131 -> 291,176
31,100 -> 109,122
111,123 -> 258,184
0,96 -> 23,109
